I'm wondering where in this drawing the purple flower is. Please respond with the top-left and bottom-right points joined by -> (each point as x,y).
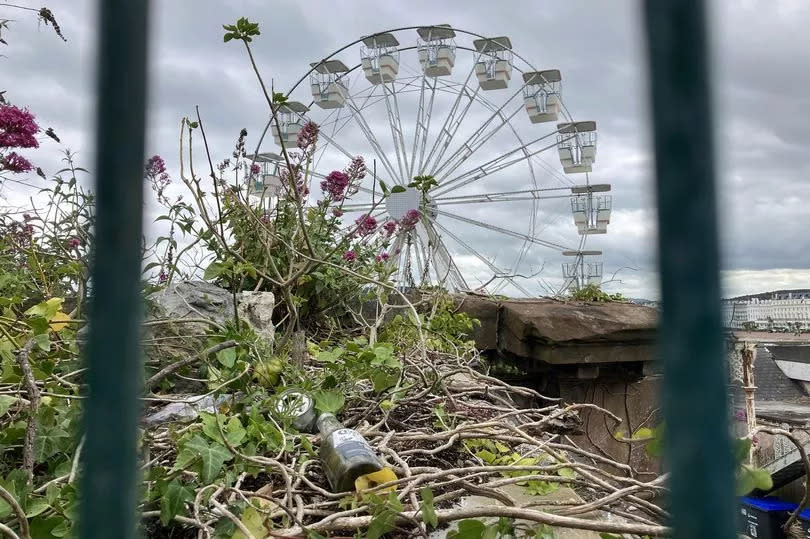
332,208 -> 344,217
375,252 -> 390,262
355,214 -> 377,236
158,271 -> 168,284
345,156 -> 366,183
280,164 -> 308,197
0,105 -> 40,149
321,170 -> 349,200
297,121 -> 319,152
399,209 -> 421,231
144,155 -> 166,178
144,155 -> 171,202
1,152 -> 34,173
734,409 -> 747,421
67,236 -> 81,248
250,163 -> 260,175
383,220 -> 397,236
343,250 -> 357,262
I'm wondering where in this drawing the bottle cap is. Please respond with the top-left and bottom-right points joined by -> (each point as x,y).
274,390 -> 317,433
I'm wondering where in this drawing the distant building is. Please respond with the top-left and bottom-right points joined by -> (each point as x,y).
722,289 -> 810,330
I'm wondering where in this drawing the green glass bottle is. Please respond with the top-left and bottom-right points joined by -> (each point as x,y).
317,412 -> 382,492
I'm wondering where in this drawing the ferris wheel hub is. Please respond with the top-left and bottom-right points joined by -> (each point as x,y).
384,187 -> 438,223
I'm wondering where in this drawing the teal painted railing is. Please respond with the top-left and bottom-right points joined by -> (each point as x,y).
643,0 -> 736,537
79,1 -> 149,538
79,0 -> 735,537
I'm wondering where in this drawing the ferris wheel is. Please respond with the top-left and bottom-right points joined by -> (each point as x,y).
251,25 -> 612,296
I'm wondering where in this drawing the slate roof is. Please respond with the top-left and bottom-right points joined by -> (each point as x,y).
730,345 -> 805,406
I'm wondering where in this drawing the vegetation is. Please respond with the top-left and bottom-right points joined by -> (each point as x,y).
567,284 -> 625,303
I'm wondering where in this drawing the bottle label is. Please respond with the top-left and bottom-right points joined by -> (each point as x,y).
330,428 -> 367,448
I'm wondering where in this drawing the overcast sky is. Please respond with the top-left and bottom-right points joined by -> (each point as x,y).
2,0 -> 809,300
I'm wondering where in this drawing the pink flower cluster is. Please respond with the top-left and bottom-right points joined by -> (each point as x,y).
250,163 -> 260,176
399,209 -> 421,231
354,214 -> 377,236
321,170 -> 349,200
343,250 -> 357,262
332,208 -> 344,217
345,155 -> 366,184
0,105 -> 40,149
297,122 -> 319,152
375,252 -> 390,262
144,155 -> 171,203
280,164 -> 308,197
383,220 -> 397,236
1,152 -> 33,173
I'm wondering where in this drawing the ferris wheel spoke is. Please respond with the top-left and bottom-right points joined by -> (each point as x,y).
434,186 -> 572,205
409,75 -> 437,179
435,209 -> 572,252
339,202 -> 376,212
416,220 -> 468,290
380,80 -> 410,183
346,95 -> 401,183
431,84 -> 526,182
433,132 -> 573,197
421,54 -> 482,176
431,219 -> 532,295
310,125 -> 396,189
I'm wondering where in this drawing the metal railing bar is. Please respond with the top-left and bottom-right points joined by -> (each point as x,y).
643,1 -> 736,537
79,1 -> 150,537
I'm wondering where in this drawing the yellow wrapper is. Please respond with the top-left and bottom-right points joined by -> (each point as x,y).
355,467 -> 398,493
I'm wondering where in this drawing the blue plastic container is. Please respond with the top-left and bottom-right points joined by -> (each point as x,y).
739,497 -> 797,538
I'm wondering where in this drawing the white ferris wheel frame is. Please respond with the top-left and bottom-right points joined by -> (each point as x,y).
250,25 -> 601,296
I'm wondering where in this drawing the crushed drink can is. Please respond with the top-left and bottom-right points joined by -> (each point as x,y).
274,389 -> 317,433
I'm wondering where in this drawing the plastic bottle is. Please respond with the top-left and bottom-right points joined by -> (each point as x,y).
317,412 -> 383,492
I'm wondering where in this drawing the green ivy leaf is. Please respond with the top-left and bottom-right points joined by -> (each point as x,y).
0,395 -> 18,416
476,449 -> 498,464
419,487 -> 438,528
313,390 -> 345,413
370,369 -> 399,393
632,427 -> 654,440
201,413 -> 246,447
557,467 -> 577,479
534,523 -> 555,539
33,425 -> 69,463
184,435 -> 231,483
24,297 -> 63,319
25,498 -> 50,518
160,480 -> 193,525
34,332 -> 50,352
203,260 -> 227,280
733,438 -> 753,464
25,316 -> 49,335
232,506 -> 268,539
448,519 -> 486,539
216,347 -> 236,368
